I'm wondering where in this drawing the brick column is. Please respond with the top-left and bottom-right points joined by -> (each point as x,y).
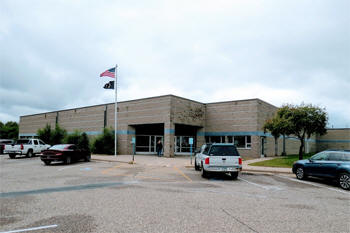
164,122 -> 175,157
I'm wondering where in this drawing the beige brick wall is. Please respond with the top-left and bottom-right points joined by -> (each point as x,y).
317,128 -> 350,151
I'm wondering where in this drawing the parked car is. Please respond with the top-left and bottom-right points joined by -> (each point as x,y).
4,139 -> 50,158
195,143 -> 242,179
292,150 -> 350,190
40,144 -> 91,165
0,139 -> 15,154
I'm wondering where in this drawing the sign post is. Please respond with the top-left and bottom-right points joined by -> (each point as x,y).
189,137 -> 194,165
132,137 -> 136,162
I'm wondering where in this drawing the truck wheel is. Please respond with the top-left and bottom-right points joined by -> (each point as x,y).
44,160 -> 51,165
9,154 -> 16,159
26,150 -> 33,158
65,156 -> 71,164
194,159 -> 200,171
230,172 -> 238,180
201,163 -> 209,178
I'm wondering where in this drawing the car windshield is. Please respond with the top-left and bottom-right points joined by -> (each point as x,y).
49,145 -> 69,150
209,146 -> 239,156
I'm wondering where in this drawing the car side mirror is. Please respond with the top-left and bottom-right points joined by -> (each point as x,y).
308,159 -> 313,162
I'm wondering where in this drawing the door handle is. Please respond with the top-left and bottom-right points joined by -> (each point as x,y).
222,158 -> 226,160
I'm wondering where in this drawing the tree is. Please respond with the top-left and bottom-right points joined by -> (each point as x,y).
37,123 -> 66,145
92,128 -> 114,155
263,111 -> 292,156
37,124 -> 52,144
279,104 -> 328,160
51,124 -> 67,145
0,121 -> 19,139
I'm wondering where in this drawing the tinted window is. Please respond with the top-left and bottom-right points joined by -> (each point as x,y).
342,153 -> 350,161
68,145 -> 77,150
34,140 -> 38,145
311,152 -> 327,161
16,139 -> 30,144
326,153 -> 342,161
203,145 -> 210,155
209,146 -> 239,156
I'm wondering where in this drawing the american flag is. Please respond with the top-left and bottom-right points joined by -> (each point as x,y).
100,67 -> 115,78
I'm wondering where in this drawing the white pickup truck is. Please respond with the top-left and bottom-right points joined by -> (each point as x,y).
4,139 -> 51,159
194,143 -> 242,179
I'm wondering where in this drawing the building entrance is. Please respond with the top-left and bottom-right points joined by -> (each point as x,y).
136,135 -> 163,154
133,123 -> 164,154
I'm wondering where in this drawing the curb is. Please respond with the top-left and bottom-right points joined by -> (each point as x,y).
92,158 -> 131,164
242,168 -> 292,174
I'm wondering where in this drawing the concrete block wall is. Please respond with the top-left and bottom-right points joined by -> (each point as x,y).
317,128 -> 350,151
19,112 -> 57,137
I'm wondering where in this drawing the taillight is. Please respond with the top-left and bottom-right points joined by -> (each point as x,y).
239,158 -> 242,165
20,144 -> 24,150
205,157 -> 209,164
56,153 -> 62,156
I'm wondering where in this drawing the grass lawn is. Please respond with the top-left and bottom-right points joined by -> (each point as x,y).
249,153 -> 315,168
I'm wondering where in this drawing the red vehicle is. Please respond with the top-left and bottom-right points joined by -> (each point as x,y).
40,144 -> 91,165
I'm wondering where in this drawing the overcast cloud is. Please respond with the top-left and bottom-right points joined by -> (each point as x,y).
1,0 -> 349,127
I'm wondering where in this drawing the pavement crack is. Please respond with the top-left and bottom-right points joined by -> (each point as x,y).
222,208 -> 259,233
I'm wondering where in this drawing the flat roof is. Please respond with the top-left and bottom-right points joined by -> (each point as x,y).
20,94 -> 275,118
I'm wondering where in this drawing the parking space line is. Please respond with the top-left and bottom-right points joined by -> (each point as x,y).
275,175 -> 350,194
101,164 -> 123,174
0,224 -> 58,233
238,177 -> 271,190
173,166 -> 192,182
58,163 -> 90,171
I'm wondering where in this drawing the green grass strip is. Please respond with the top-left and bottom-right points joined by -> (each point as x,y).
249,153 -> 314,168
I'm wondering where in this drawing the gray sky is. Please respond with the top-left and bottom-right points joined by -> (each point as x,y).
1,0 -> 349,128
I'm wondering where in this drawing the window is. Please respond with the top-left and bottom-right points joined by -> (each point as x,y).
39,140 -> 45,145
203,145 -> 210,155
227,136 -> 233,143
209,146 -> 239,156
311,152 -> 327,161
34,140 -> 38,145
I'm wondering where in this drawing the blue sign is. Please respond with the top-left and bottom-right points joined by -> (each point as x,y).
131,137 -> 136,144
189,138 -> 194,145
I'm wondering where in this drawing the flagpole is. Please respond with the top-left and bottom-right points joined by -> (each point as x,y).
114,64 -> 118,157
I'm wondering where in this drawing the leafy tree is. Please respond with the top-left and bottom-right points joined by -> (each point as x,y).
276,104 -> 327,160
37,124 -> 52,143
92,128 -> 114,155
51,124 -> 67,145
0,121 -> 19,139
37,124 -> 66,145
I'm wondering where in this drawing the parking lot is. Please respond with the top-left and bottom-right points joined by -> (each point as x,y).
0,155 -> 349,233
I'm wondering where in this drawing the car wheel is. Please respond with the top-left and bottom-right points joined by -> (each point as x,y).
84,154 -> 91,162
338,173 -> 350,190
230,172 -> 238,180
194,159 -> 200,171
44,160 -> 51,165
65,156 -> 71,164
26,150 -> 33,158
9,154 -> 16,159
201,163 -> 209,178
296,167 -> 306,180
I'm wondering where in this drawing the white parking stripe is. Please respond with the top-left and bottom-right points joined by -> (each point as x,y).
275,175 -> 350,195
0,224 -> 58,233
238,177 -> 271,190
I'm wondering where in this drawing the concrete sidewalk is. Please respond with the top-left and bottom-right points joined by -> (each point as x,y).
92,154 -> 293,174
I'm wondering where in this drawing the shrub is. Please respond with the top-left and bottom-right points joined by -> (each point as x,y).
65,131 -> 90,152
37,124 -> 67,145
92,128 -> 114,155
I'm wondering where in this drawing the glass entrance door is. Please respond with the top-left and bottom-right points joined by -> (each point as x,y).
175,136 -> 195,154
136,135 -> 163,154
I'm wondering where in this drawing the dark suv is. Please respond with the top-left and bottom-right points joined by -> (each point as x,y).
292,150 -> 350,190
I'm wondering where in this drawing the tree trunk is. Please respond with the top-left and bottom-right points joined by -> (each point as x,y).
299,138 -> 304,160
274,137 -> 278,156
